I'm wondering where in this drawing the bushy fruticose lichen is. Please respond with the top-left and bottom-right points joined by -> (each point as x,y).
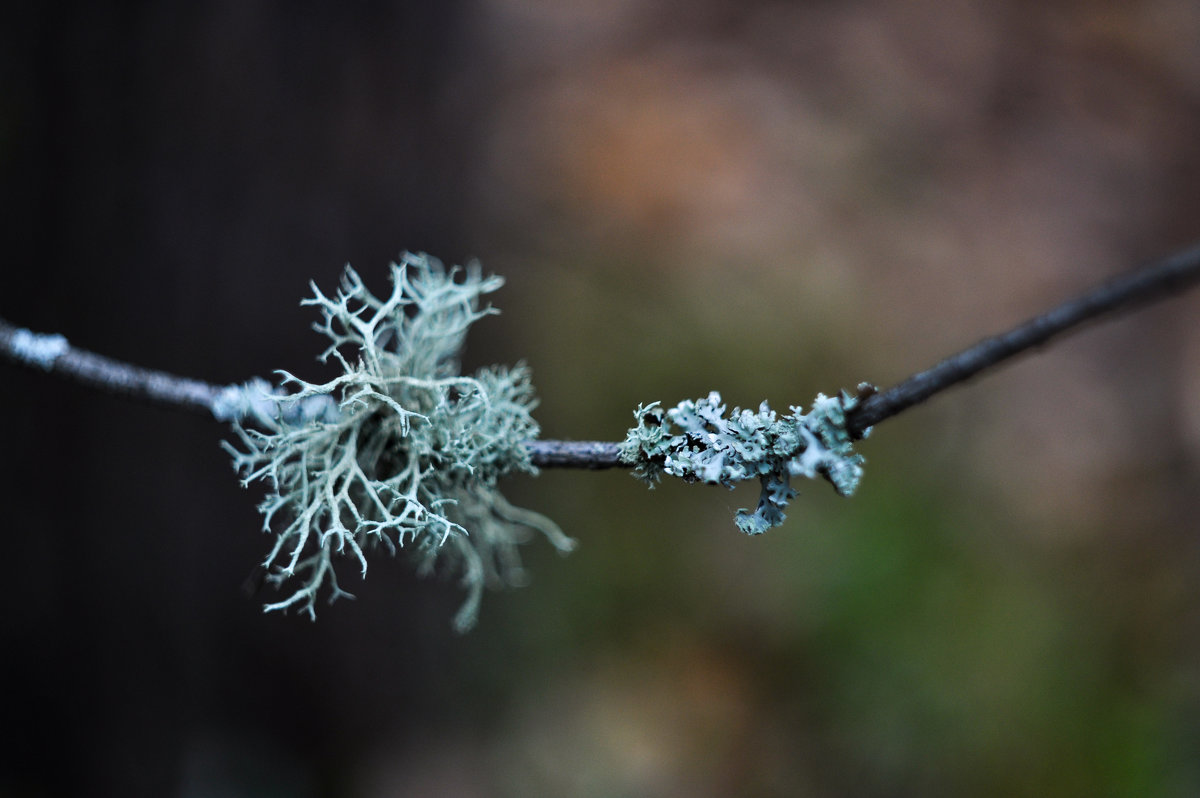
619,389 -> 870,535
220,253 -> 573,631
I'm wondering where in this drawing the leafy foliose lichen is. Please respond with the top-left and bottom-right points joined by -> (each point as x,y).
619,389 -> 870,535
220,253 -> 574,631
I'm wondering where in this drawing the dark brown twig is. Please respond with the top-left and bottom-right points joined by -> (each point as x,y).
844,242 -> 1200,436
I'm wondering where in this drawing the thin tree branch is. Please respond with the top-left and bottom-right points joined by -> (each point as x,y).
528,242 -> 1200,464
4,242 -> 1200,469
844,241 -> 1200,436
525,440 -> 622,469
0,317 -> 223,416
0,314 -> 626,467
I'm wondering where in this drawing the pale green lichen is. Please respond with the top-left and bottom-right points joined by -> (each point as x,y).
222,253 -> 573,631
619,389 -> 870,535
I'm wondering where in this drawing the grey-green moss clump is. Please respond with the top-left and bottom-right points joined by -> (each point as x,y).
619,390 -> 869,535
221,253 -> 573,631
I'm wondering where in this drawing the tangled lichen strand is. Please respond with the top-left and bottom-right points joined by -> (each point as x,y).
619,390 -> 869,535
223,253 -> 573,631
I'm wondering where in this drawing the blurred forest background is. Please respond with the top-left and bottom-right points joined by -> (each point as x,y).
3,1 -> 1200,796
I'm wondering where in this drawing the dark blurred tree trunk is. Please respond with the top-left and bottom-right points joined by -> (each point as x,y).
0,3 -> 483,795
